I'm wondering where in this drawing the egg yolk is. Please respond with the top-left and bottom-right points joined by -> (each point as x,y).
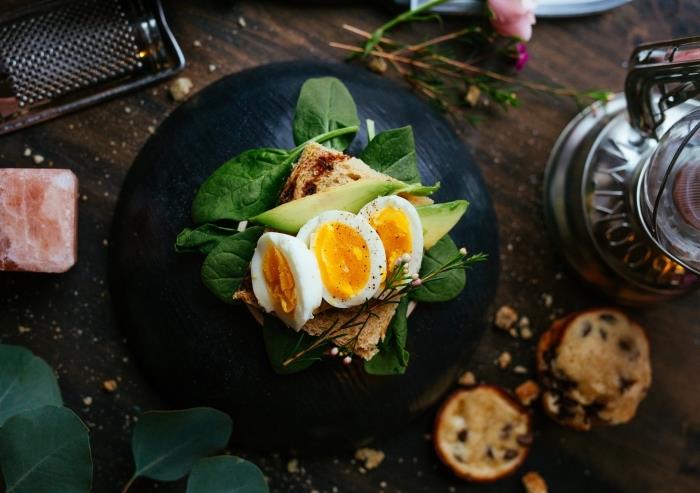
262,246 -> 297,314
369,206 -> 412,269
313,222 -> 371,300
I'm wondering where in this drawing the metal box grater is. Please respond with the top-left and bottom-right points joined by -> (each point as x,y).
0,0 -> 185,135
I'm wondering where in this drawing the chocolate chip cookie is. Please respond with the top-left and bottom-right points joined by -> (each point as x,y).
434,385 -> 532,482
537,309 -> 652,431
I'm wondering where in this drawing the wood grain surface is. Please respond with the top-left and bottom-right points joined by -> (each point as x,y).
0,1 -> 699,492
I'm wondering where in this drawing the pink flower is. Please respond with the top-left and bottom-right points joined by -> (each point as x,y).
514,43 -> 529,70
488,0 -> 537,41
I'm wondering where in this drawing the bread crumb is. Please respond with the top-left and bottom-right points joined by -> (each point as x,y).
368,57 -> 387,74
465,85 -> 481,107
147,125 -> 155,135
82,396 -> 93,406
102,379 -> 118,393
169,77 -> 193,101
516,380 -> 541,406
237,16 -> 247,28
23,148 -> 32,157
208,64 -> 217,73
513,365 -> 528,375
522,471 -> 548,493
355,447 -> 385,470
17,325 -> 32,334
193,39 -> 202,47
541,293 -> 553,308
520,326 -> 533,340
497,351 -> 512,369
458,371 -> 476,386
286,458 -> 300,474
495,305 -> 518,330
33,154 -> 45,164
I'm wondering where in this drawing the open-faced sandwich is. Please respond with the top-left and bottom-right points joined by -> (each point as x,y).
175,77 -> 486,375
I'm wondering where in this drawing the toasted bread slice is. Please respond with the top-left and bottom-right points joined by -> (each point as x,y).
278,142 -> 433,206
434,385 -> 532,482
235,142 -> 429,360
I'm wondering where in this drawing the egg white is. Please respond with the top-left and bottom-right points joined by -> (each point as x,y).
297,210 -> 386,308
358,195 -> 424,275
250,232 -> 323,330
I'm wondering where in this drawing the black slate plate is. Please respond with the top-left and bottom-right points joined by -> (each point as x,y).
109,60 -> 499,451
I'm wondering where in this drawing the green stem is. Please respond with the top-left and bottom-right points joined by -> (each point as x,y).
121,475 -> 138,493
362,0 -> 449,56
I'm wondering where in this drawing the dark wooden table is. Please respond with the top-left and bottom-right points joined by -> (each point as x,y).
1,1 -> 699,492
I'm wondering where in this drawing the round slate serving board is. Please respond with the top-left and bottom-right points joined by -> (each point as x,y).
109,61 -> 499,451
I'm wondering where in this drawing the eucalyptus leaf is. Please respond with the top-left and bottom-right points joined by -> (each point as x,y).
192,148 -> 292,225
410,235 -> 466,302
359,126 -> 421,184
175,223 -> 240,255
201,226 -> 264,304
186,456 -> 268,493
364,297 -> 410,375
128,407 -> 232,484
0,344 -> 62,426
0,406 -> 92,493
293,77 -> 359,151
262,316 -> 324,375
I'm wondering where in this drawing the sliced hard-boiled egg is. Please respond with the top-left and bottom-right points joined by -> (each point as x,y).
297,210 -> 386,308
358,195 -> 424,275
250,232 -> 323,330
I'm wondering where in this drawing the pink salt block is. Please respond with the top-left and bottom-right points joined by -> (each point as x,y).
0,168 -> 78,273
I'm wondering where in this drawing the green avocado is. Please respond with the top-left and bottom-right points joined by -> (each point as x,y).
251,179 -> 438,234
416,200 -> 469,249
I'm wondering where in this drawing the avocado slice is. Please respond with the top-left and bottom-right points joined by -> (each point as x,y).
416,200 -> 469,249
252,180 -> 423,234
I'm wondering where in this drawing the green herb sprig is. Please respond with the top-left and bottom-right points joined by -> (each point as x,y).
280,246 -> 487,370
330,2 -> 613,116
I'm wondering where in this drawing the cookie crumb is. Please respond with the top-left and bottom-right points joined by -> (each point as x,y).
515,380 -> 541,406
286,458 -> 300,474
497,351 -> 512,369
102,379 -> 118,393
208,64 -> 217,73
522,471 -> 548,493
23,148 -> 32,157
17,325 -> 32,334
513,365 -> 528,375
147,125 -> 155,135
237,16 -> 247,28
355,447 -> 385,470
33,154 -> 45,164
520,326 -> 533,340
169,77 -> 193,101
495,305 -> 518,330
458,371 -> 476,386
82,396 -> 93,406
193,39 -> 202,47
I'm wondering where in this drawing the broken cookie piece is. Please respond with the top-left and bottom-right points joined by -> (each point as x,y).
0,168 -> 78,273
434,385 -> 532,482
536,308 -> 651,431
515,380 -> 541,407
522,471 -> 548,493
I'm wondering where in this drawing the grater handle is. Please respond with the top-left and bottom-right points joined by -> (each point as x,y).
625,36 -> 700,139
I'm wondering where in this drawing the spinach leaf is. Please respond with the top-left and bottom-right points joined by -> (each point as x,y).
186,456 -> 268,493
0,406 -> 92,493
262,316 -> 324,375
127,408 -> 232,484
192,148 -> 292,225
0,345 -> 62,426
360,126 -> 421,184
364,297 -> 410,375
175,223 -> 240,255
293,77 -> 359,151
410,235 -> 466,302
201,226 -> 264,304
